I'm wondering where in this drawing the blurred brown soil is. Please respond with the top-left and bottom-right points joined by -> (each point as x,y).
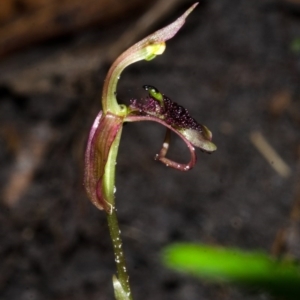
0,0 -> 300,300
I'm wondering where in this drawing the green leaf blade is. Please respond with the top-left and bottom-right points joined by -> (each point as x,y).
162,243 -> 300,299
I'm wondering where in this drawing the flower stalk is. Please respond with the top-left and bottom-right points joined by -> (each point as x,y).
108,210 -> 132,300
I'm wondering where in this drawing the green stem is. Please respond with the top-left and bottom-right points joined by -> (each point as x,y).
107,209 -> 133,300
102,126 -> 133,299
103,124 -> 123,209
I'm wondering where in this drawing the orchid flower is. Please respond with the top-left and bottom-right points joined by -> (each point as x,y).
84,2 -> 216,213
84,3 -> 216,299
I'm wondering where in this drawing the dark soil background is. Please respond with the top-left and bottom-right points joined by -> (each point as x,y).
1,0 -> 300,299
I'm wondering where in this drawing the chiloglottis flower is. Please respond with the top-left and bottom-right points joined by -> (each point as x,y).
84,3 -> 217,213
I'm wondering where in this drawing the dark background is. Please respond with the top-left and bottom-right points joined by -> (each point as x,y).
0,0 -> 300,299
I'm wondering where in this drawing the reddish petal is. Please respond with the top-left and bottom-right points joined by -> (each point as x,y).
125,114 -> 197,171
84,112 -> 123,211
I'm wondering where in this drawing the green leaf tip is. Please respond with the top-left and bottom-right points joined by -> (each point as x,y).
162,243 -> 300,299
